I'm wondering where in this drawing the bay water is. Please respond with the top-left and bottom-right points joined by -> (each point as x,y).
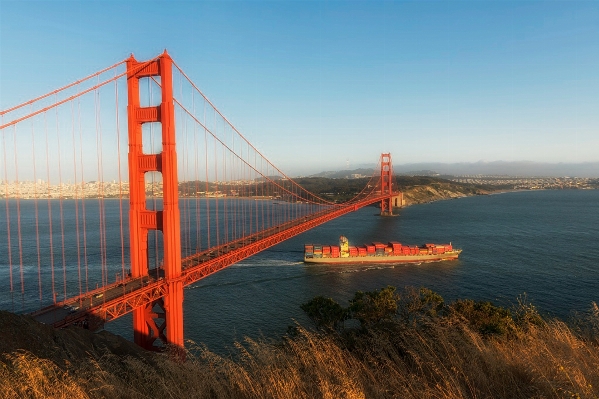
2,190 -> 598,353
115,190 -> 599,351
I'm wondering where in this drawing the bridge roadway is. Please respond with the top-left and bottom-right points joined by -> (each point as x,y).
30,194 -> 391,330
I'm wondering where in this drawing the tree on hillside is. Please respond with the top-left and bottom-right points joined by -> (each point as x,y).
348,286 -> 398,328
300,296 -> 347,331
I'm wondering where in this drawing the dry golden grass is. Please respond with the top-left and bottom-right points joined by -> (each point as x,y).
1,293 -> 598,399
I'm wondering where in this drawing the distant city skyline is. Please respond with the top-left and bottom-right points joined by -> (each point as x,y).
1,1 -> 598,176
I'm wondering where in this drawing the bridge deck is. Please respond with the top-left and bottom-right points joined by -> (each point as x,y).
31,194 -> 392,329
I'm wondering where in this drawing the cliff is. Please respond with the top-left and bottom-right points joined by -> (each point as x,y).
400,181 -> 491,206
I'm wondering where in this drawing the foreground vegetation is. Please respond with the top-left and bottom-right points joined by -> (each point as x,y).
2,287 -> 598,398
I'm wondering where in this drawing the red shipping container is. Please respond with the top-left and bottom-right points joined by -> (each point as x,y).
322,246 -> 331,254
373,242 -> 386,249
366,245 -> 375,253
389,241 -> 402,250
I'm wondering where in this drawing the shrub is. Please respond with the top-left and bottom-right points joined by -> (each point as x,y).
300,296 -> 347,331
348,286 -> 397,328
450,299 -> 517,337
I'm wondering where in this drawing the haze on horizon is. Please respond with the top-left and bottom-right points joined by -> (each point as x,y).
309,160 -> 599,179
1,1 -> 598,178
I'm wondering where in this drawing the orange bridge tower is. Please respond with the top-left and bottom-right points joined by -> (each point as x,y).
380,153 -> 394,216
127,51 -> 183,350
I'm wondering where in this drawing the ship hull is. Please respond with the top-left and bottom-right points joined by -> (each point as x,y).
304,250 -> 462,264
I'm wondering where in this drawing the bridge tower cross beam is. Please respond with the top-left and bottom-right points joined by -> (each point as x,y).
126,51 -> 183,350
380,153 -> 394,216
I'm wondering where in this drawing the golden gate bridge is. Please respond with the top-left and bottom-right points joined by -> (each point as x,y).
0,51 -> 398,350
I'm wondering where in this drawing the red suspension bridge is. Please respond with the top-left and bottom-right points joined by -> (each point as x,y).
0,51 -> 398,350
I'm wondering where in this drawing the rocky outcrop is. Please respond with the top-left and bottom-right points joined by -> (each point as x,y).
401,182 -> 491,206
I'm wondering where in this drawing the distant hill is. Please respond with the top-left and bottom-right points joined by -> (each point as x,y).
306,161 -> 599,178
395,161 -> 599,178
308,168 -> 376,179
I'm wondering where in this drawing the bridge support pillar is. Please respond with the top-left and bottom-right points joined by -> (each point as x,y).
380,153 -> 394,216
127,51 -> 183,350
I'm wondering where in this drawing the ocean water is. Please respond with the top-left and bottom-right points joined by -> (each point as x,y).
2,190 -> 598,353
109,190 -> 599,351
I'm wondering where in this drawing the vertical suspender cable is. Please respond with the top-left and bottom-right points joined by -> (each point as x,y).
14,125 -> 24,308
232,131 -> 237,241
2,119 -> 14,310
182,92 -> 191,258
182,79 -> 191,258
78,94 -> 89,293
55,95 -> 67,301
204,100 -> 210,249
71,98 -> 82,300
223,122 -> 228,245
44,112 -> 56,303
30,109 -> 42,307
114,74 -> 126,282
193,92 -> 201,253
241,143 -> 246,239
254,151 -> 256,231
94,83 -> 104,288
213,110 -> 219,250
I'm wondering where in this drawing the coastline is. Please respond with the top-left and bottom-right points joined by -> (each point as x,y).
399,182 -> 494,207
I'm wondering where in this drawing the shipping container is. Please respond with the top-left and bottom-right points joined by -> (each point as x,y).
304,239 -> 461,262
389,241 -> 402,251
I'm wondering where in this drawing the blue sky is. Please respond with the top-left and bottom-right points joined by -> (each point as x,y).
1,1 -> 598,175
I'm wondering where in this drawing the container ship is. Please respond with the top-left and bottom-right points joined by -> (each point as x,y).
304,236 -> 462,264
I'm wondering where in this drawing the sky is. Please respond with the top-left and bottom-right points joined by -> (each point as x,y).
1,0 -> 598,176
